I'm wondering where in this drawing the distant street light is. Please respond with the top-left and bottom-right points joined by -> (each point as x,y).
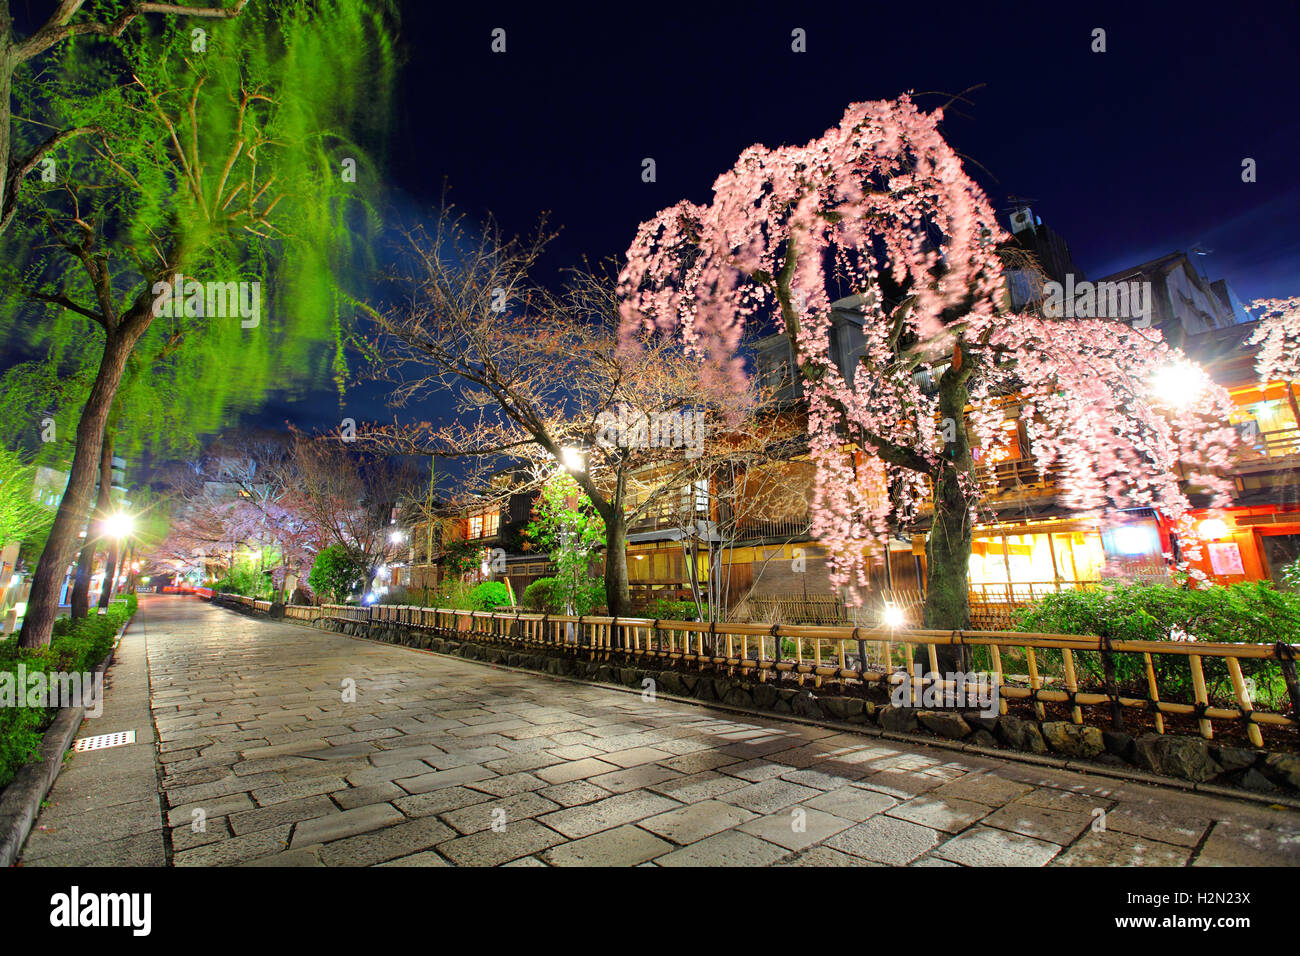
389,530 -> 405,545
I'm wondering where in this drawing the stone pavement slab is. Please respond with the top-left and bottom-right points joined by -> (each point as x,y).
20,594 -> 1300,867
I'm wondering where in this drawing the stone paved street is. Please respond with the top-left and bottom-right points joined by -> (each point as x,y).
23,595 -> 1300,866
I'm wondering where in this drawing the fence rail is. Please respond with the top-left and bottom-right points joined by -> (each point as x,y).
201,592 -> 1298,748
199,596 -> 1300,748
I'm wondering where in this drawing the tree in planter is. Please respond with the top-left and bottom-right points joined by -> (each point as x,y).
3,0 -> 395,647
523,472 -> 606,616
619,95 -> 1238,634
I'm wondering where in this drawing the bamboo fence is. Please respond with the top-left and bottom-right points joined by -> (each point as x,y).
209,593 -> 1300,749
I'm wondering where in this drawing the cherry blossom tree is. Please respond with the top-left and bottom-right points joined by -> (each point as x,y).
619,95 -> 1238,633
1248,296 -> 1300,383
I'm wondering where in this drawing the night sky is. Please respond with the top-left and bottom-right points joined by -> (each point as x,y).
251,1 -> 1300,433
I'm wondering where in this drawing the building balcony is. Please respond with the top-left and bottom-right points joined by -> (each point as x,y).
1232,425 -> 1300,475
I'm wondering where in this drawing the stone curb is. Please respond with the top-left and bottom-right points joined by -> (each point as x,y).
267,611 -> 1300,813
0,613 -> 134,867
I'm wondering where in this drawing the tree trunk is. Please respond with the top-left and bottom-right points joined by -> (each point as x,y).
69,537 -> 94,619
603,511 -> 631,618
70,430 -> 116,618
923,355 -> 975,673
0,40 -> 14,237
20,332 -> 134,647
97,538 -> 120,610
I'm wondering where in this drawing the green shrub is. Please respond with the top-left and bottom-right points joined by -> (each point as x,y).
307,545 -> 365,604
642,598 -> 703,622
433,578 -> 477,610
1013,581 -> 1300,710
521,577 -> 563,613
468,581 -> 510,610
0,598 -> 135,789
213,560 -> 273,598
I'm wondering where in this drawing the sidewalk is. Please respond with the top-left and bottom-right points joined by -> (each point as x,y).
19,619 -> 166,866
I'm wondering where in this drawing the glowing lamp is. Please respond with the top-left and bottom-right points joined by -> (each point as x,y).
1198,518 -> 1229,540
1112,525 -> 1152,555
561,447 -> 586,473
1151,361 -> 1207,405
104,511 -> 134,539
882,604 -> 906,629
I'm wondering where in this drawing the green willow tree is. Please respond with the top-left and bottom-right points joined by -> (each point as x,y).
0,2 -> 254,238
2,0 -> 396,646
0,447 -> 53,552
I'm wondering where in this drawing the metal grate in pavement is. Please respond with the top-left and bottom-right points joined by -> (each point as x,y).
72,730 -> 136,752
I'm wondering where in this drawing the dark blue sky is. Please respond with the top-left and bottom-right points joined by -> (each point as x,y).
265,0 -> 1299,433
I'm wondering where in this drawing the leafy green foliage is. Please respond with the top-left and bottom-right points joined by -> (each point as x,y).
521,577 -> 562,613
0,1 -> 398,463
307,545 -> 365,604
524,474 -> 605,615
1013,581 -> 1300,710
213,559 -> 273,599
0,599 -> 135,789
468,581 -> 510,610
1015,580 -> 1300,644
0,448 -> 54,551
641,598 -> 703,622
521,575 -> 602,615
1282,557 -> 1300,591
439,539 -> 482,579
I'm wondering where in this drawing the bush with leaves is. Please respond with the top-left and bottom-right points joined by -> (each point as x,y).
1282,556 -> 1300,592
641,598 -> 704,622
307,545 -> 366,604
213,560 -> 273,599
468,581 -> 511,610
522,576 -> 604,615
1013,581 -> 1300,711
0,598 -> 135,789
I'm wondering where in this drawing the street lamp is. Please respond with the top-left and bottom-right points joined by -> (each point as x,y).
560,446 -> 586,473
882,603 -> 906,629
1151,360 -> 1210,406
104,511 -> 134,539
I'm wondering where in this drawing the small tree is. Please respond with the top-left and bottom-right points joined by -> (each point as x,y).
524,472 -> 605,616
307,544 -> 364,604
362,208 -> 747,617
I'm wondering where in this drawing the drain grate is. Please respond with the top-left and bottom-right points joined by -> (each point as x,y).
72,730 -> 136,752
